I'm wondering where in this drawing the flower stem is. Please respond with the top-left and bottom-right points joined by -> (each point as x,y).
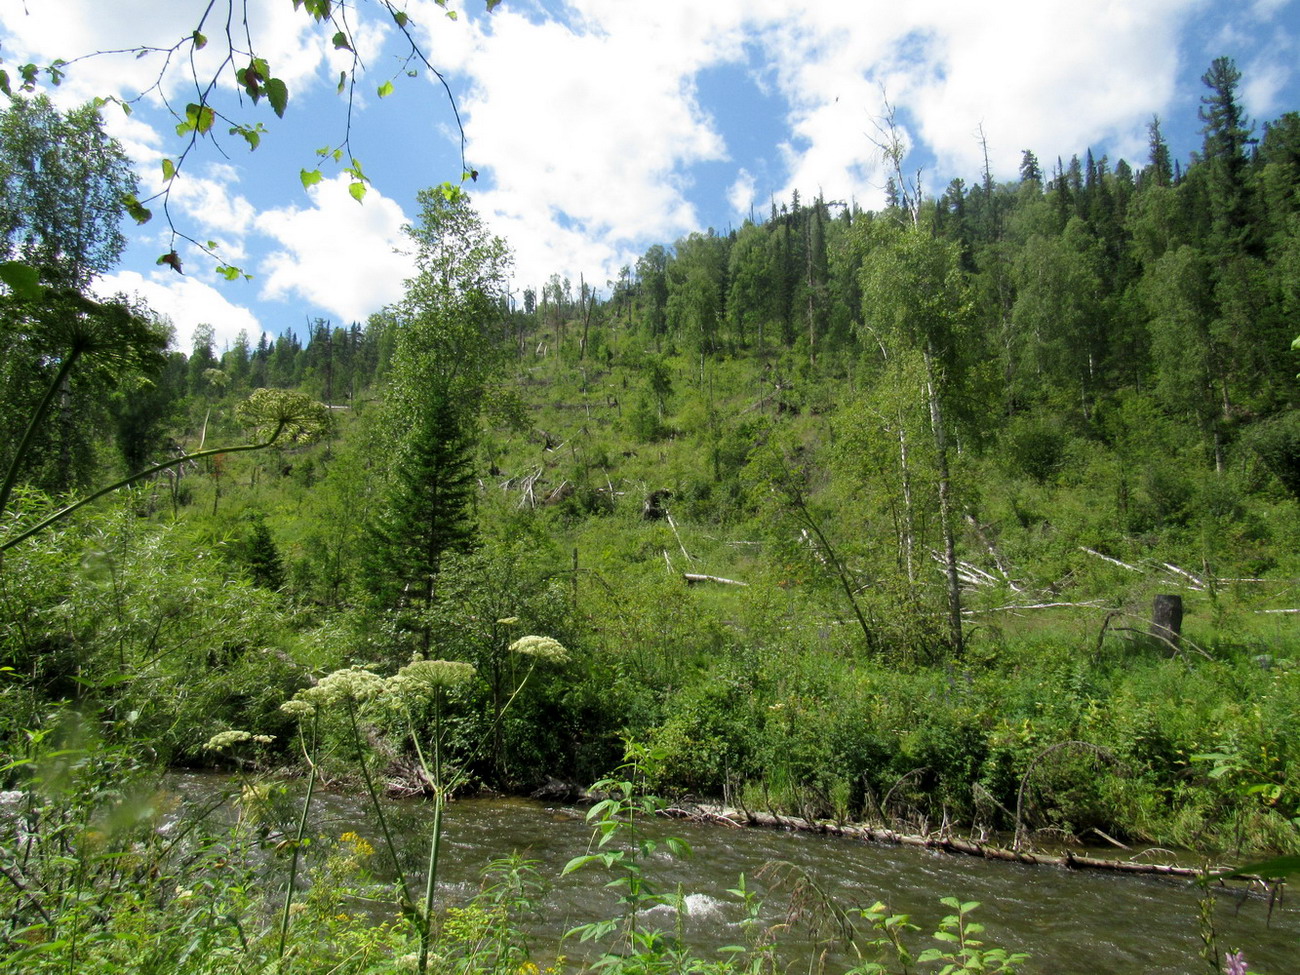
278,718 -> 318,961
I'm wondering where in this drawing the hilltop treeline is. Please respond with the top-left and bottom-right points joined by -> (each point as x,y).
4,57 -> 1300,885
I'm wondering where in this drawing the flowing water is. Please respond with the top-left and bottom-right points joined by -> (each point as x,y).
171,774 -> 1298,974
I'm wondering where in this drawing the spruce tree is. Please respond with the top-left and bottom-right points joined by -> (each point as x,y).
365,191 -> 510,619
368,391 -> 478,608
1199,56 -> 1255,253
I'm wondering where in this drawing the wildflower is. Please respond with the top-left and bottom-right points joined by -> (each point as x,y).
286,665 -> 385,714
253,734 -> 275,744
1224,951 -> 1248,975
509,635 -> 570,663
497,616 -> 519,625
314,665 -> 386,704
240,781 -> 275,809
340,831 -> 375,857
387,659 -> 477,700
280,698 -> 315,718
204,729 -> 253,751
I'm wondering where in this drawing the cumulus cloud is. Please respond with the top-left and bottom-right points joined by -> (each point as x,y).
409,0 -> 1214,291
727,168 -> 758,220
96,270 -> 264,353
1,0 -> 365,109
3,0 -> 1291,324
417,1 -> 742,290
256,174 -> 415,323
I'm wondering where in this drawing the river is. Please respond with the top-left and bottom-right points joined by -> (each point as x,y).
172,774 -> 1298,974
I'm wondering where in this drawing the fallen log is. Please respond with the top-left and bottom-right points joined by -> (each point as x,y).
664,804 -> 1246,883
683,573 -> 748,587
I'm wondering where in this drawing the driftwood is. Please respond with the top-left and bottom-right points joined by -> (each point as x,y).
1079,546 -> 1141,572
969,600 -> 1106,615
662,804 -> 1246,883
683,573 -> 748,587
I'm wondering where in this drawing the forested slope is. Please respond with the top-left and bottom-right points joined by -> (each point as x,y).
4,58 -> 1300,860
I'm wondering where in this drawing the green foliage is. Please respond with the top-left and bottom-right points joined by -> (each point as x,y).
1245,410 -> 1300,500
916,898 -> 1029,974
563,742 -> 696,970
0,94 -> 135,287
365,193 -> 512,612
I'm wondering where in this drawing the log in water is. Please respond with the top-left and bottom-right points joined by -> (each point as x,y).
169,774 -> 1297,975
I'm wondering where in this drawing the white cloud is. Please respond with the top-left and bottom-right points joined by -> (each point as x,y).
727,168 -> 758,219
411,0 -> 1213,293
1243,55 -> 1293,118
418,2 -> 741,289
0,0 -> 365,107
256,174 -> 414,323
166,165 -> 258,251
5,0 -> 1282,326
96,270 -> 264,353
746,0 -> 1202,201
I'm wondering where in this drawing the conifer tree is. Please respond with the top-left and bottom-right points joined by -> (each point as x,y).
365,191 -> 510,617
1199,56 -> 1255,254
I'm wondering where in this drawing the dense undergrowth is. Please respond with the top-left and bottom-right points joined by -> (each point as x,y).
5,340 -> 1300,860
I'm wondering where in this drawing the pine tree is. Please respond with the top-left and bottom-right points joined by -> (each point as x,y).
1199,56 -> 1255,253
1019,150 -> 1043,186
1146,116 -> 1173,187
367,391 -> 478,607
365,191 -> 510,620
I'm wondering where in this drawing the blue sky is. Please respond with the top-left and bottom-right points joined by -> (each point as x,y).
2,0 -> 1298,352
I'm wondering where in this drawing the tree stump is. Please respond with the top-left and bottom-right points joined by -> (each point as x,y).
1151,594 -> 1183,650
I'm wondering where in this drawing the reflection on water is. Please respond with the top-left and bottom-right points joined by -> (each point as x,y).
168,773 -> 1297,975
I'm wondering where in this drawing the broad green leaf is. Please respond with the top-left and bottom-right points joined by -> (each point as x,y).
230,123 -> 264,151
332,31 -> 352,52
192,30 -> 207,50
0,70 -> 10,96
300,168 -> 323,189
216,265 -> 242,281
123,194 -> 152,224
266,78 -> 288,118
337,70 -> 346,94
178,102 -> 215,136
1212,854 -> 1300,881
487,0 -> 502,9
120,101 -> 132,116
161,158 -> 176,181
391,10 -> 409,27
0,261 -> 45,302
19,63 -> 39,89
377,80 -> 394,98
157,251 -> 183,273
348,180 -> 367,203
206,241 -> 217,249
561,854 -> 602,875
